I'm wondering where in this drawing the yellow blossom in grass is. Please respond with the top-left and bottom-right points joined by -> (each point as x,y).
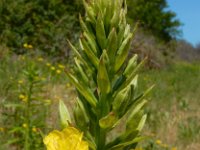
28,44 -> 33,49
43,127 -> 89,150
32,127 -> 37,132
58,64 -> 65,69
51,66 -> 56,71
19,94 -> 28,102
22,123 -> 28,128
23,43 -> 28,48
66,83 -> 71,88
37,57 -> 44,62
134,147 -> 143,150
161,144 -> 168,148
171,147 -> 177,150
155,140 -> 162,145
18,80 -> 24,84
46,63 -> 51,67
0,127 -> 5,132
56,69 -> 61,74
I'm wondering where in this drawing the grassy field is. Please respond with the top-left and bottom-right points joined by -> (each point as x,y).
0,51 -> 200,149
139,62 -> 200,150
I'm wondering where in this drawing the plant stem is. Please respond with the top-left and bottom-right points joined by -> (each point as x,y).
25,82 -> 33,150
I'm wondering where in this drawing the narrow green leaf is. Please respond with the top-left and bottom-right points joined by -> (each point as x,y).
66,72 -> 97,108
106,129 -> 139,149
83,0 -> 96,23
126,100 -> 147,130
96,14 -> 107,50
99,112 -> 118,129
137,114 -> 147,131
80,38 -> 99,68
83,32 -> 98,55
109,136 -> 146,150
67,40 -> 92,72
74,98 -> 89,131
114,33 -> 133,72
107,28 -> 118,63
124,55 -> 138,77
74,58 -> 89,84
112,85 -> 130,113
59,100 -> 71,128
97,50 -> 111,94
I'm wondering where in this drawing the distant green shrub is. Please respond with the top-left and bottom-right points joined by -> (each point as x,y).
0,0 -> 83,57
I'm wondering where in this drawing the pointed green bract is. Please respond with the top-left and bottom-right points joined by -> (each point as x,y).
74,98 -> 89,131
59,100 -> 71,128
97,51 -> 111,94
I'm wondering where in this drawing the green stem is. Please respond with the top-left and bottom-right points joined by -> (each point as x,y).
96,94 -> 109,150
25,82 -> 33,150
96,121 -> 106,150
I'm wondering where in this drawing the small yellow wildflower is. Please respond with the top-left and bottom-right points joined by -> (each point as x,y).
161,144 -> 168,148
58,64 -> 65,69
44,127 -> 89,150
41,77 -> 46,81
56,69 -> 61,74
46,63 -> 51,67
19,94 -> 28,102
28,44 -> 33,49
134,147 -> 143,150
32,127 -> 37,132
155,140 -> 162,145
34,76 -> 40,81
171,147 -> 177,150
22,123 -> 28,128
18,80 -> 24,84
0,127 -> 5,132
44,99 -> 52,105
23,43 -> 28,48
66,83 -> 71,88
51,66 -> 56,71
18,55 -> 26,60
37,57 -> 44,62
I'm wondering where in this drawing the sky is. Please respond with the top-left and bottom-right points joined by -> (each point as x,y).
167,0 -> 200,46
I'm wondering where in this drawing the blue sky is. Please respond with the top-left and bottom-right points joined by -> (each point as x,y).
167,0 -> 200,46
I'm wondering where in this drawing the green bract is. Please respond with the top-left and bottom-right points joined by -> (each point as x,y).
65,0 -> 152,149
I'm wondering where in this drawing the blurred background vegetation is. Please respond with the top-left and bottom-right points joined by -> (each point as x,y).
0,0 -> 200,150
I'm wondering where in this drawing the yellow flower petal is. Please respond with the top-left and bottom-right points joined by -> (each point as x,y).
44,127 -> 89,150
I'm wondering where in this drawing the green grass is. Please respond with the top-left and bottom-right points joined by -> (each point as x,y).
0,51 -> 200,149
139,62 -> 200,150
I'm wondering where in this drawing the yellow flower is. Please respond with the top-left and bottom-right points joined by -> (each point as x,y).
28,44 -> 33,49
161,144 -> 168,148
19,94 -> 28,102
32,127 -> 37,132
66,83 -> 71,88
155,140 -> 162,145
37,57 -> 44,62
56,69 -> 61,74
171,147 -> 177,150
51,66 -> 56,71
46,63 -> 51,67
22,123 -> 28,128
23,43 -> 28,48
58,64 -> 65,69
18,80 -> 24,84
134,147 -> 143,150
43,127 -> 89,150
0,127 -> 5,132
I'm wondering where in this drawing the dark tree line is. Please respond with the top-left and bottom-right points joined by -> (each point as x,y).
0,0 -> 181,56
127,0 -> 181,42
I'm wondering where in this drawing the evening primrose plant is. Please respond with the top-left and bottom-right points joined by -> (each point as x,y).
2,62 -> 50,149
44,0 -> 153,150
